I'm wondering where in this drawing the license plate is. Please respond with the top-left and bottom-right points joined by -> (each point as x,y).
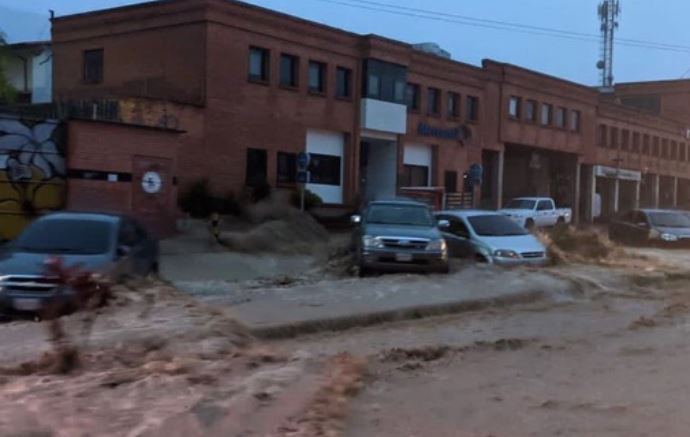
13,298 -> 42,311
395,253 -> 413,262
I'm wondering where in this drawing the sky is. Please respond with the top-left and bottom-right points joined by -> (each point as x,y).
1,0 -> 689,86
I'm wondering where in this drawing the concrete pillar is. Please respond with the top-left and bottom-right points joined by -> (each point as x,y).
496,149 -> 504,209
673,177 -> 678,208
573,161 -> 581,225
634,179 -> 641,210
613,178 -> 620,213
588,167 -> 597,223
653,174 -> 660,209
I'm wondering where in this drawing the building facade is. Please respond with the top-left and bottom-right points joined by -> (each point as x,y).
45,0 -> 690,231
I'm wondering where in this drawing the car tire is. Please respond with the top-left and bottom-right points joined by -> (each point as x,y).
525,218 -> 535,230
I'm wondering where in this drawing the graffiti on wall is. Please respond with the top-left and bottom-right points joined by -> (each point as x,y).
0,117 -> 66,240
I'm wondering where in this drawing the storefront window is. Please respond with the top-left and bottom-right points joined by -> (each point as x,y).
308,154 -> 341,186
401,165 -> 429,187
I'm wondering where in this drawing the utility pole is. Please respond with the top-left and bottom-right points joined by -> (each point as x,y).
597,0 -> 621,90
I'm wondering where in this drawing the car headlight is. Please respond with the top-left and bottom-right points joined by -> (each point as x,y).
362,235 -> 384,249
660,233 -> 678,242
493,249 -> 520,259
426,239 -> 447,252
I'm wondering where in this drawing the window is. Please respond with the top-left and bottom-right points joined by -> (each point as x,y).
249,47 -> 270,82
308,61 -> 326,93
277,152 -> 297,184
83,49 -> 104,84
540,104 -> 552,126
448,92 -> 460,118
335,67 -> 352,98
671,141 -> 678,160
245,148 -> 267,186
279,54 -> 299,88
466,95 -> 480,122
555,107 -> 566,128
405,83 -> 420,111
632,132 -> 640,153
653,136 -> 660,156
610,127 -> 618,149
16,219 -> 111,255
508,96 -> 521,119
525,100 -> 537,122
621,129 -> 630,151
570,110 -> 580,132
682,143 -> 688,162
642,134 -> 651,155
662,139 -> 669,158
363,59 -> 407,104
308,154 -> 341,185
537,200 -> 553,211
427,88 -> 440,115
401,165 -> 429,187
444,170 -> 458,193
597,125 -> 607,147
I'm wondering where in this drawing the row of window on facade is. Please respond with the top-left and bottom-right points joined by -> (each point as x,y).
508,96 -> 580,132
597,125 -> 689,161
245,148 -> 341,187
249,47 -> 353,98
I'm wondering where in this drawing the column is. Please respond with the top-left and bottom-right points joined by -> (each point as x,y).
653,174 -> 660,209
573,161 -> 581,225
588,166 -> 597,223
634,179 -> 641,210
496,149 -> 504,209
673,177 -> 678,208
613,178 -> 620,213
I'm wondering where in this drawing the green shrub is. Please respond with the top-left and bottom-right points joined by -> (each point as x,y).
178,178 -> 214,218
216,191 -> 243,216
291,188 -> 323,210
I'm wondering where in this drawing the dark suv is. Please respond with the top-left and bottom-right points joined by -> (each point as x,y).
351,200 -> 449,275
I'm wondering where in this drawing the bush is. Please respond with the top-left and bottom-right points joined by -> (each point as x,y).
291,188 -> 323,210
251,182 -> 272,203
216,191 -> 243,216
178,178 -> 214,218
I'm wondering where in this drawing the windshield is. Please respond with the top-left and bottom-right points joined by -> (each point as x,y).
468,215 -> 529,236
648,212 -> 690,228
366,204 -> 434,227
504,199 -> 536,209
14,219 -> 113,254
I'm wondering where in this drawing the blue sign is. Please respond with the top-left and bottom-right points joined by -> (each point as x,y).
297,170 -> 309,183
417,122 -> 470,141
468,163 -> 483,185
297,152 -> 310,171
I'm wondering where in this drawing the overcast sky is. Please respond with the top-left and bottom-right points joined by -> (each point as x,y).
1,0 -> 689,86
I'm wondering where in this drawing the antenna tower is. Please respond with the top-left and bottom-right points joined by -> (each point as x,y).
597,0 -> 621,89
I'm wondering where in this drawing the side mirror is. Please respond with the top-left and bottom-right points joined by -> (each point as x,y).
438,219 -> 450,229
350,214 -> 361,224
116,245 -> 131,258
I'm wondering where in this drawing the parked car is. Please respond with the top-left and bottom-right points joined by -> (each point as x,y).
609,209 -> 690,246
0,212 -> 159,314
499,197 -> 572,229
351,200 -> 449,275
436,210 -> 548,265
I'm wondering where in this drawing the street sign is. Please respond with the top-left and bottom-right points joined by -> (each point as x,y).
297,170 -> 309,183
468,163 -> 483,185
297,152 -> 310,171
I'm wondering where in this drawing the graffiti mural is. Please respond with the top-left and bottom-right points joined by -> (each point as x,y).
0,116 -> 66,240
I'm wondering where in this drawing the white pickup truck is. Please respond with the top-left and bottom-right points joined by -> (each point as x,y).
499,197 -> 572,229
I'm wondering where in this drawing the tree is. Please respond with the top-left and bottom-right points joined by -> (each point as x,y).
0,31 -> 16,104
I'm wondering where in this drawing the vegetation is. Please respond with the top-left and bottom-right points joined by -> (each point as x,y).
178,178 -> 243,218
291,188 -> 323,210
0,32 -> 16,105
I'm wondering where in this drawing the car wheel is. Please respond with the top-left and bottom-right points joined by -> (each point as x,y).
525,218 -> 535,229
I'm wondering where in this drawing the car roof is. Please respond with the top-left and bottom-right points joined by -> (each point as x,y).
367,199 -> 429,207
638,208 -> 684,214
508,197 -> 549,201
436,209 -> 504,218
38,211 -> 124,224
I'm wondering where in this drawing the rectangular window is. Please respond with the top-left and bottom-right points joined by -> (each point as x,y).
277,152 -> 297,184
610,127 -> 618,149
662,139 -> 669,158
642,134 -> 651,155
362,59 -> 407,104
570,110 -> 580,132
508,96 -> 521,119
405,83 -> 420,111
83,49 -> 104,84
335,67 -> 352,98
466,95 -> 480,122
308,153 -> 341,185
621,129 -> 630,151
401,165 -> 429,187
540,104 -> 552,126
632,132 -> 640,153
249,47 -> 270,82
427,88 -> 440,115
671,141 -> 678,160
279,54 -> 299,88
682,143 -> 688,161
653,136 -> 660,157
555,107 -> 566,128
448,92 -> 460,118
308,61 -> 326,93
525,100 -> 537,122
597,125 -> 607,147
245,148 -> 267,187
444,170 -> 458,193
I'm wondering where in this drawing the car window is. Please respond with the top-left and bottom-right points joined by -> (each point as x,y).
366,204 -> 433,227
14,219 -> 112,254
505,199 -> 536,209
648,211 -> 690,228
449,217 -> 470,238
468,214 -> 528,236
633,211 -> 648,225
536,200 -> 552,211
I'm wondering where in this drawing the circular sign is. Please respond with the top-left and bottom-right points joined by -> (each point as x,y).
141,171 -> 163,194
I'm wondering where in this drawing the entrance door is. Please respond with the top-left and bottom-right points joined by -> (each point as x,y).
360,139 -> 397,203
132,155 -> 174,236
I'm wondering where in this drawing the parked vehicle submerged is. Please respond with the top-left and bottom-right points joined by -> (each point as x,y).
609,209 -> 690,246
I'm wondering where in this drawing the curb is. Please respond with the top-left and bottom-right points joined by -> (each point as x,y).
249,290 -> 546,340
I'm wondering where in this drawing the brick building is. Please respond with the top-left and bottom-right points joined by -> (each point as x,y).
47,0 -> 690,230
